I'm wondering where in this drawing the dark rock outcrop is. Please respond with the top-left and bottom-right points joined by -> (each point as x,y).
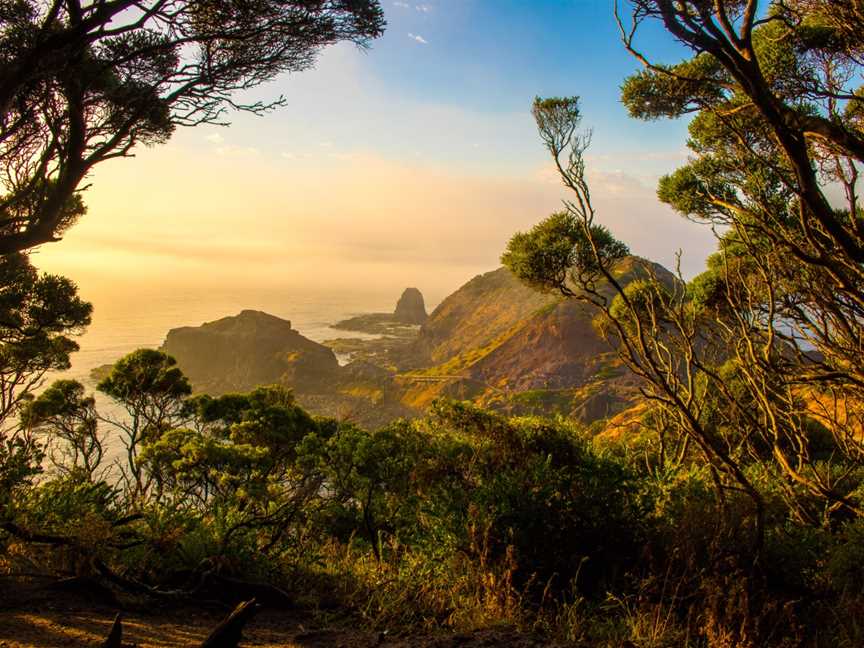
393,288 -> 427,324
159,310 -> 410,429
162,310 -> 340,395
333,287 -> 428,333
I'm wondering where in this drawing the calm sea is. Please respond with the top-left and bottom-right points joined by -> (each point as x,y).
50,283 -> 417,390
32,282 -> 431,465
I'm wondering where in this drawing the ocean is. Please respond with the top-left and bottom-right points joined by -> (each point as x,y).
49,282 -> 422,391
30,281 -> 433,467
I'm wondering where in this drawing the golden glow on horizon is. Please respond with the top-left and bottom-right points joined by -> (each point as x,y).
33,132 -> 717,299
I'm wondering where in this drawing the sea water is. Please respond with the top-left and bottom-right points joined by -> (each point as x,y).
52,283 -> 405,386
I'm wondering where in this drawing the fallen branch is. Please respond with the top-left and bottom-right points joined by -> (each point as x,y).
1,521 -> 76,547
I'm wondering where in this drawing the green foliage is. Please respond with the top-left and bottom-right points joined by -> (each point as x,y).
190,385 -> 314,461
0,429 -> 43,509
21,379 -> 102,476
0,254 -> 91,413
423,401 -> 644,594
621,53 -> 728,119
97,349 -> 191,410
531,96 -> 583,150
6,358 -> 864,645
96,349 -> 192,494
502,211 -> 629,295
0,254 -> 90,517
607,279 -> 673,329
20,474 -> 121,536
139,427 -> 269,502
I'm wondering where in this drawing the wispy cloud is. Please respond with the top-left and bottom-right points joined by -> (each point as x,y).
393,1 -> 410,7
415,4 -> 431,12
408,32 -> 428,44
204,133 -> 224,144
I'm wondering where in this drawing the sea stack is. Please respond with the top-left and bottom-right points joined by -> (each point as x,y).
393,287 -> 427,324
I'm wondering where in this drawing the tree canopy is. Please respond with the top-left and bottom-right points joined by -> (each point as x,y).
503,2 -> 864,553
0,252 -> 91,426
0,0 -> 385,254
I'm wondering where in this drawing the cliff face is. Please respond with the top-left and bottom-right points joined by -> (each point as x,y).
401,258 -> 671,421
162,310 -> 340,395
410,268 -> 556,365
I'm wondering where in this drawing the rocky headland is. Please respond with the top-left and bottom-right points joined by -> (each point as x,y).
160,309 -> 413,428
331,287 -> 427,335
161,309 -> 340,394
100,260 -> 670,428
324,287 -> 429,367
395,258 -> 670,422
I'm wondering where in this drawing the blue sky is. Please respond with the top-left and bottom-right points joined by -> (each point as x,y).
37,1 -> 717,302
221,0 -> 694,176
372,1 -> 685,140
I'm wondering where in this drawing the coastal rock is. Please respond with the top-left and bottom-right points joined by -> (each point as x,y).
332,287 -> 428,333
158,309 -> 406,429
393,287 -> 427,324
162,310 -> 340,395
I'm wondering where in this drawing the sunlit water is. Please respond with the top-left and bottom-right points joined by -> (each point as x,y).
53,283 -> 406,387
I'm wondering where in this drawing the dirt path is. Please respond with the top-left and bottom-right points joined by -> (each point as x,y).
0,579 -> 557,647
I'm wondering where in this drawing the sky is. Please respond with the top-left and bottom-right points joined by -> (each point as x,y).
33,0 -> 718,307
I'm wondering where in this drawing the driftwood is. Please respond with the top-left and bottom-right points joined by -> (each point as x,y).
100,613 -> 122,648
200,598 -> 259,648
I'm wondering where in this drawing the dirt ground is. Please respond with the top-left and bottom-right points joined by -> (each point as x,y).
0,577 -> 558,647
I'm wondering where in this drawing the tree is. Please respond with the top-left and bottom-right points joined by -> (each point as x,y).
505,96 -> 776,551
97,348 -> 191,495
140,385 -> 327,564
0,0 -> 386,254
504,2 -> 864,545
616,0 -> 864,520
617,1 -> 864,379
0,252 -> 90,519
0,252 -> 92,427
21,378 -> 103,479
